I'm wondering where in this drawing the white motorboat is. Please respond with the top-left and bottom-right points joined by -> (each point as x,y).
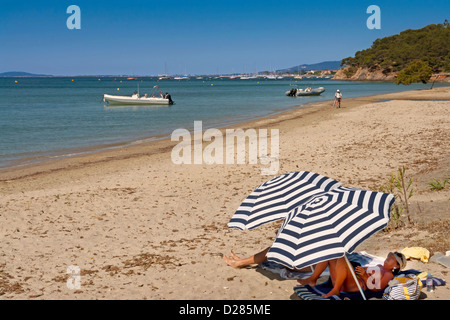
285,86 -> 325,97
103,85 -> 173,106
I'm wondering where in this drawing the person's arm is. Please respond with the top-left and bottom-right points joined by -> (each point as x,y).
356,266 -> 392,291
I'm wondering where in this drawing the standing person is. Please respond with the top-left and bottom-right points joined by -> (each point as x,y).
334,89 -> 342,108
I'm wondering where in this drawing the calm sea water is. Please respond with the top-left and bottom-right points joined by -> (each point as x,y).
0,76 -> 447,168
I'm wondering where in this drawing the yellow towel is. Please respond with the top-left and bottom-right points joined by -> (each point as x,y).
401,247 -> 430,263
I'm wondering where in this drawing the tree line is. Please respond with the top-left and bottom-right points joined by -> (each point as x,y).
341,21 -> 450,84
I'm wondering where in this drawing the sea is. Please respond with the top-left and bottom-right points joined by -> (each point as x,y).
0,76 -> 448,169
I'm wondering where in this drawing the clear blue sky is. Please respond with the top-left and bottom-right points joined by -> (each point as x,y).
0,0 -> 448,75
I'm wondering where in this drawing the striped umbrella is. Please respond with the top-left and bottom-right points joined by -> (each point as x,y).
266,186 -> 394,269
228,171 -> 342,230
228,172 -> 395,300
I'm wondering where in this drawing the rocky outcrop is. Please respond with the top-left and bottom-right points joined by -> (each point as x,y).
333,67 -> 450,82
430,73 -> 450,82
333,66 -> 397,81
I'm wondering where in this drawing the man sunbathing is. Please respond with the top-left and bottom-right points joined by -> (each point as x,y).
297,251 -> 406,298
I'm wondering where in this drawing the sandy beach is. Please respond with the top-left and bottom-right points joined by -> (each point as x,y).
0,86 -> 449,300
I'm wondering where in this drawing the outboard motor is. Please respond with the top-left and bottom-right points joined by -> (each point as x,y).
165,93 -> 173,105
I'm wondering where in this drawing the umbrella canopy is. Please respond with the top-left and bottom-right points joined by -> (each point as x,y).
228,171 -> 342,231
267,186 -> 394,270
228,171 -> 395,300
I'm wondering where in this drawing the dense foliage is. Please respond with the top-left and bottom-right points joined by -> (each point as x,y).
396,60 -> 433,85
341,21 -> 450,74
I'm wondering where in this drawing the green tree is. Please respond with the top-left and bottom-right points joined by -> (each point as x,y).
340,22 -> 450,75
396,60 -> 433,85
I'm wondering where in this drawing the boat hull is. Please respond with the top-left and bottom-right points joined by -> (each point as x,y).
285,87 -> 325,96
103,94 -> 171,106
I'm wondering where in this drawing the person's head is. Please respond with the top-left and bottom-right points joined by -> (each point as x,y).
337,89 -> 340,93
385,252 -> 406,275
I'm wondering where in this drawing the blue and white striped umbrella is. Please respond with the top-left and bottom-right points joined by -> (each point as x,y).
228,172 -> 394,300
228,171 -> 342,230
266,185 -> 394,270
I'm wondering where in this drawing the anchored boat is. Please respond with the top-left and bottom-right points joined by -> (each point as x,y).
285,86 -> 325,97
103,85 -> 173,106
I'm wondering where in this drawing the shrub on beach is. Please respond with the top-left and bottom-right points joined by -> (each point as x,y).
395,60 -> 433,85
428,176 -> 449,191
379,166 -> 415,230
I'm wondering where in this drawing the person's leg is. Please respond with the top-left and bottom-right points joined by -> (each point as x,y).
322,257 -> 348,298
223,247 -> 269,268
297,260 -> 329,286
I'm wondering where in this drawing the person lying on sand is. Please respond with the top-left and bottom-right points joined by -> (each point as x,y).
297,251 -> 406,298
223,247 -> 313,272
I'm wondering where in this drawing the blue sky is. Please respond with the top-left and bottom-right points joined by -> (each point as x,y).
0,0 -> 448,75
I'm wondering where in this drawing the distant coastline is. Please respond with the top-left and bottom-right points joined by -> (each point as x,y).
0,61 -> 342,78
0,71 -> 53,77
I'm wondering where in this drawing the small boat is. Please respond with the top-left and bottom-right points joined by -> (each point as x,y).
103,85 -> 173,106
285,86 -> 325,97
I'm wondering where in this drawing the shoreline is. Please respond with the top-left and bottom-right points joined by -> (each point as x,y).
2,80 -> 450,178
0,85 -> 449,300
2,86 -> 449,183
0,100 -> 303,174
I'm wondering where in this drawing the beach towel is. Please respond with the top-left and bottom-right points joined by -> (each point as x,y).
293,278 -> 384,300
259,251 -> 383,280
403,269 -> 446,287
294,270 -> 445,300
401,247 -> 430,263
259,261 -> 329,280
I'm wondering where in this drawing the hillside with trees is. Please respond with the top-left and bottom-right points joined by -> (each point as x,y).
334,21 -> 450,83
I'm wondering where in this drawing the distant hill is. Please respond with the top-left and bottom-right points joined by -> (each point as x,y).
0,71 -> 52,77
277,61 -> 341,73
335,21 -> 450,81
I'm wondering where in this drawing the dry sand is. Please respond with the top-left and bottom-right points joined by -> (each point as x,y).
0,86 -> 449,300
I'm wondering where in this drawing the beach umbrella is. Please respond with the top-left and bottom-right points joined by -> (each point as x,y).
228,172 -> 395,300
228,171 -> 342,231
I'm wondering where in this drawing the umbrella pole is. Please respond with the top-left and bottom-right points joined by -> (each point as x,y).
344,255 -> 366,301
